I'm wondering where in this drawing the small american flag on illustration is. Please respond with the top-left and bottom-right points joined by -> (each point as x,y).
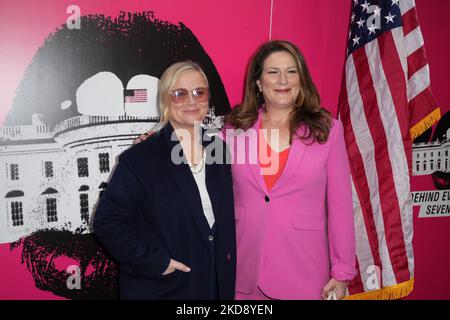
124,89 -> 147,103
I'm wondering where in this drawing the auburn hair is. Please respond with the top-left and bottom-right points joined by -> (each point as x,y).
227,40 -> 332,143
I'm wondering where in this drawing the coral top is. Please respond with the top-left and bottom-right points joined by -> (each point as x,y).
259,120 -> 291,191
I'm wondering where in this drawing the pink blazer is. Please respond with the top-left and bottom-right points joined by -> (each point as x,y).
223,111 -> 357,299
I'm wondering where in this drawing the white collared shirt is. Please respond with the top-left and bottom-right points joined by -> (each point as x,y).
188,152 -> 215,229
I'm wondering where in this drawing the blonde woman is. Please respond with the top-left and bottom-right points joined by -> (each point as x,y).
94,61 -> 236,299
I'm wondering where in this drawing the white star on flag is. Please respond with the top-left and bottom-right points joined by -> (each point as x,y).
356,18 -> 365,28
361,0 -> 370,12
368,23 -> 378,34
385,12 -> 396,23
391,0 -> 400,6
352,35 -> 361,46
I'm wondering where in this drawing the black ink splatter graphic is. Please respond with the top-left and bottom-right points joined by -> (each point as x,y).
6,11 -> 230,128
14,230 -> 118,299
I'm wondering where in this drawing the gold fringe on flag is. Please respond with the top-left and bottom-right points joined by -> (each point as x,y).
344,278 -> 414,300
410,108 -> 441,140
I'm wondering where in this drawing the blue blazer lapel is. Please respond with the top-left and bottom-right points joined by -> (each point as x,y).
160,123 -> 212,247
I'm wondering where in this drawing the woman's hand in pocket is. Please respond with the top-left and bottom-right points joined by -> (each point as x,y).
162,259 -> 191,275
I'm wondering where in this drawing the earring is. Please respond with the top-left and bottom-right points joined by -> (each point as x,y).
256,90 -> 264,105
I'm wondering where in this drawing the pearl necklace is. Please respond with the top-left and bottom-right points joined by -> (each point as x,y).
188,150 -> 206,174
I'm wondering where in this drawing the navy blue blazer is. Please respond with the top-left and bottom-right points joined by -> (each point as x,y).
93,123 -> 236,299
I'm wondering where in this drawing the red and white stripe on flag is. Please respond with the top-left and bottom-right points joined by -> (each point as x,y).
338,0 -> 440,299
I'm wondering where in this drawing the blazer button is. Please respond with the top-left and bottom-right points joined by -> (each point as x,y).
265,195 -> 270,202
208,235 -> 214,242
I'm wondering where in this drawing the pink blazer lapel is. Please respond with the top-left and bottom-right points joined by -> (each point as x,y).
270,128 -> 309,193
246,110 -> 270,195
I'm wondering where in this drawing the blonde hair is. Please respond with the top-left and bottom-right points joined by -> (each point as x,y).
158,61 -> 209,125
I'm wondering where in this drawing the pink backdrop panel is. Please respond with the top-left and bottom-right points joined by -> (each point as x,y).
407,0 -> 450,300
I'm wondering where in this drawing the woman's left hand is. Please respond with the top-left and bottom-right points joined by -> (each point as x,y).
133,130 -> 154,144
321,278 -> 348,300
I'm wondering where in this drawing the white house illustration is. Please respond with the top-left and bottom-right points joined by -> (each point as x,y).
0,73 -> 160,243
0,72 -> 224,244
412,128 -> 450,176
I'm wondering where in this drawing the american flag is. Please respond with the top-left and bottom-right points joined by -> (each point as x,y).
124,89 -> 147,103
338,0 -> 440,299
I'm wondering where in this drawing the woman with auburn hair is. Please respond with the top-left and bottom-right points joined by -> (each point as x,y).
225,40 -> 357,300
